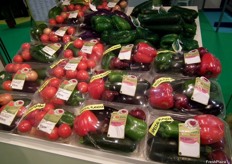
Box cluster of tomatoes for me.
[40,26,76,43]
[17,103,73,141]
[94,0,128,11]
[12,43,32,63]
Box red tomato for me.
[62,6,68,12]
[52,66,65,78]
[18,120,32,133]
[63,49,74,58]
[78,51,87,58]
[74,5,82,10]
[76,70,89,81]
[49,18,57,25]
[66,27,76,35]
[21,49,32,61]
[43,103,55,112]
[77,61,87,70]
[92,43,104,58]
[65,70,78,79]
[77,82,88,93]
[73,39,84,49]
[2,80,12,91]
[55,15,64,24]
[78,11,84,18]
[49,34,59,43]
[12,63,22,73]
[67,4,75,11]
[49,78,61,88]
[87,59,96,69]
[50,97,65,106]
[20,63,31,70]
[58,123,72,138]
[46,127,59,140]
[60,12,68,19]
[40,86,57,100]
[21,43,31,50]
[17,106,27,118]
[5,63,15,73]
[40,34,49,43]
[13,55,23,63]
[62,34,71,43]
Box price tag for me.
[179,119,200,158]
[38,109,64,134]
[64,57,82,71]
[191,77,210,105]
[184,49,201,64]
[68,11,78,18]
[0,100,24,126]
[107,109,128,139]
[120,75,137,96]
[81,39,98,54]
[42,43,61,56]
[55,27,69,37]
[62,0,70,5]
[118,44,133,60]
[11,68,29,90]
[56,79,78,101]
[107,0,120,7]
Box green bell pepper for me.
[154,52,174,72]
[182,23,197,39]
[30,23,48,41]
[136,27,160,46]
[157,120,180,139]
[101,30,137,45]
[125,115,147,141]
[108,71,125,83]
[111,15,131,31]
[101,52,117,70]
[91,15,113,33]
[66,90,85,106]
[180,37,199,51]
[182,79,195,97]
[48,6,62,19]
[160,34,179,50]
[58,111,75,127]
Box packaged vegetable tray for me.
[0,91,32,132]
[148,76,226,118]
[89,0,128,12]
[74,99,148,155]
[153,47,222,79]
[87,70,152,105]
[146,114,232,164]
[34,77,86,107]
[16,102,76,143]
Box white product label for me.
[56,79,78,101]
[191,77,210,105]
[38,109,64,134]
[64,57,82,71]
[184,49,201,64]
[62,0,70,5]
[120,75,137,96]
[11,68,29,90]
[81,39,98,54]
[42,43,61,56]
[69,11,78,18]
[118,44,133,60]
[107,0,120,7]
[89,3,97,11]
[55,27,69,37]
[107,109,128,139]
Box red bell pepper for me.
[149,83,174,109]
[199,52,222,78]
[133,42,157,64]
[88,79,105,99]
[194,114,225,145]
[74,110,98,137]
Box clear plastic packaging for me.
[153,47,222,79]
[87,70,152,105]
[0,91,32,132]
[33,77,86,107]
[148,76,226,118]
[74,99,148,156]
[89,0,129,12]
[15,102,77,143]
[145,113,232,164]
[100,42,157,72]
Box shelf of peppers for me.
[0,0,231,164]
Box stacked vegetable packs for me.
[0,0,231,163]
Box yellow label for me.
[157,50,175,54]
[90,71,111,82]
[23,103,45,118]
[80,104,104,114]
[152,77,175,88]
[38,78,54,92]
[50,58,66,69]
[149,116,174,136]
[103,44,121,55]
[64,41,74,50]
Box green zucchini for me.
[82,133,137,153]
[130,0,153,17]
[138,13,181,25]
[142,24,183,35]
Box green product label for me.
[11,68,29,90]
[56,79,78,101]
